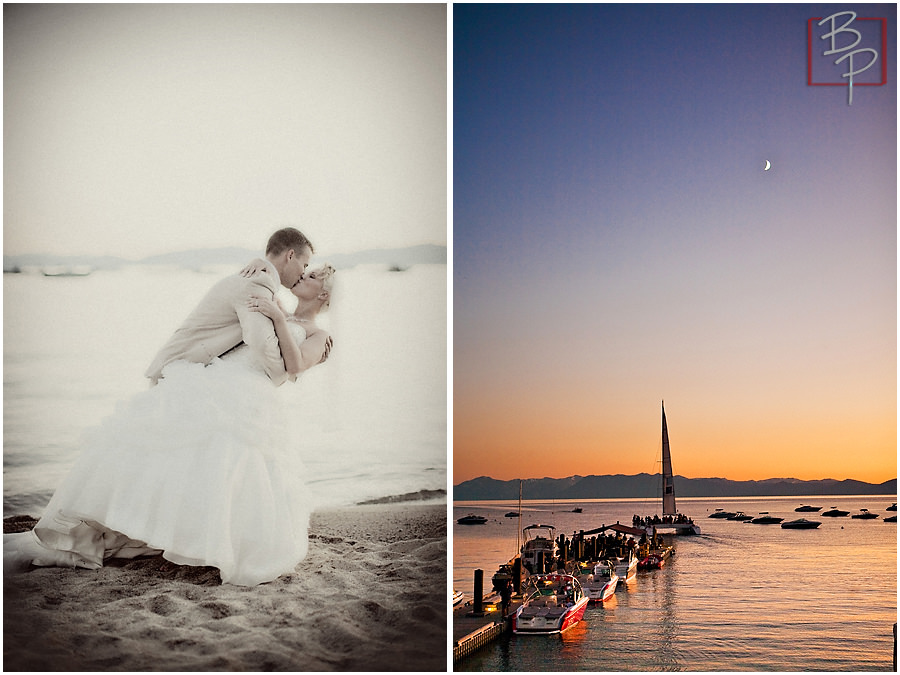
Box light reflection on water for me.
[455,496,896,671]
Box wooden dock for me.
[452,593,523,663]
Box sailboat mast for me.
[661,401,676,516]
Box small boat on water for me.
[452,590,465,606]
[795,505,822,512]
[781,518,821,529]
[457,514,487,525]
[850,509,879,520]
[521,524,559,573]
[727,511,753,521]
[886,503,897,511]
[513,573,589,634]
[638,545,675,569]
[750,513,783,524]
[884,515,897,523]
[571,507,583,513]
[821,507,850,517]
[505,511,520,518]
[708,509,736,519]
[575,560,619,602]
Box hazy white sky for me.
[4,3,446,259]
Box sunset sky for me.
[454,4,897,485]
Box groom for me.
[145,227,314,386]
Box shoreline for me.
[4,502,448,671]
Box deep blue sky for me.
[454,4,897,482]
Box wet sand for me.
[3,502,447,671]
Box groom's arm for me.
[233,274,290,386]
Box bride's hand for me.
[247,295,283,320]
[240,258,269,277]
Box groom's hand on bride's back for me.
[320,335,333,364]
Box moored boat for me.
[750,513,783,524]
[513,573,589,634]
[708,508,736,519]
[821,507,850,517]
[884,515,897,523]
[571,507,583,513]
[607,547,639,583]
[575,560,619,602]
[504,511,519,518]
[727,511,753,521]
[457,514,487,525]
[781,518,821,529]
[887,503,897,511]
[795,505,822,512]
[452,589,465,606]
[521,524,559,574]
[850,509,879,520]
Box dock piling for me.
[473,569,484,614]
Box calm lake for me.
[454,495,896,671]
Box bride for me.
[4,264,334,586]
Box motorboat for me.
[727,511,754,521]
[457,514,487,525]
[504,511,519,518]
[850,509,879,520]
[750,513,783,524]
[708,509,737,519]
[571,507,583,513]
[521,524,559,574]
[781,518,821,529]
[638,543,674,569]
[607,547,639,584]
[887,503,897,512]
[575,560,619,602]
[822,507,850,517]
[794,505,822,512]
[512,573,589,634]
[884,515,897,523]
[452,590,465,606]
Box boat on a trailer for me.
[513,573,589,634]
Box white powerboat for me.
[576,560,619,602]
[513,573,589,634]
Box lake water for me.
[3,263,447,516]
[454,495,897,671]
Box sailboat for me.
[649,402,700,536]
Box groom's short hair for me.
[266,228,315,256]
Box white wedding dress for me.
[4,323,311,586]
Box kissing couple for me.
[5,227,334,586]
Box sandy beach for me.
[3,502,447,671]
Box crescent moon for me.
[764,160,771,171]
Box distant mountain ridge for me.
[3,244,446,272]
[454,474,897,500]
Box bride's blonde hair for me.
[316,265,335,312]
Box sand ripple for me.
[3,503,447,671]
